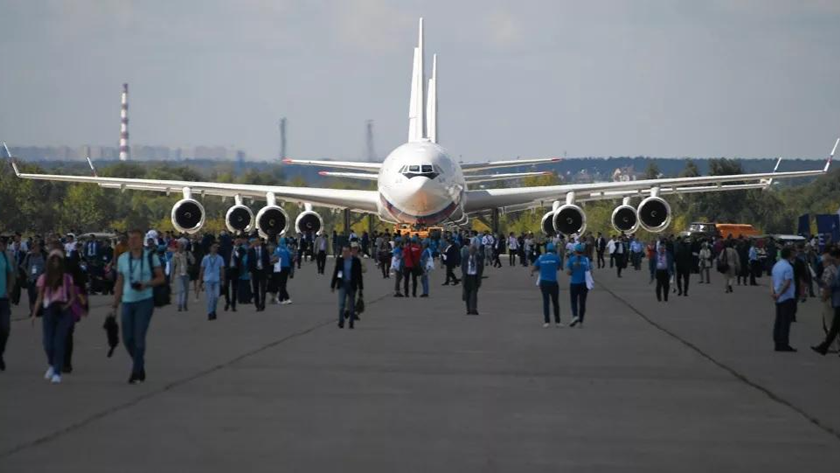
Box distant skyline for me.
[2,1,840,162]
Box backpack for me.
[716,250,730,274]
[148,251,171,307]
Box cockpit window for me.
[401,163,440,180]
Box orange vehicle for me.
[393,224,443,240]
[714,223,760,239]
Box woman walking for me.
[698,242,712,284]
[30,250,77,384]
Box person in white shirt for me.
[507,233,519,267]
[607,237,617,268]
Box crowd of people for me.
[0,224,838,385]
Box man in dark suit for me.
[596,233,607,269]
[331,245,364,329]
[460,244,484,315]
[248,238,271,311]
[442,238,461,285]
[223,236,242,312]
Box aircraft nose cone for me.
[406,177,446,213]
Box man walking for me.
[199,243,225,320]
[811,248,840,355]
[461,243,483,315]
[567,243,591,328]
[596,233,606,269]
[614,236,627,278]
[674,237,692,296]
[442,238,460,285]
[314,233,328,275]
[223,236,242,312]
[331,245,363,329]
[532,242,562,328]
[248,238,270,311]
[654,244,674,302]
[771,247,797,352]
[112,229,166,384]
[508,232,519,267]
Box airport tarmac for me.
[1,258,839,472]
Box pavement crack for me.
[600,282,840,443]
[0,290,392,460]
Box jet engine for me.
[295,210,323,235]
[256,205,289,239]
[611,204,639,234]
[540,211,556,236]
[552,204,586,236]
[225,204,254,234]
[636,196,672,233]
[171,198,205,234]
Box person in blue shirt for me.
[771,247,797,352]
[566,243,591,327]
[419,240,433,297]
[274,238,293,304]
[111,229,166,384]
[199,243,225,321]
[0,237,18,371]
[531,242,562,327]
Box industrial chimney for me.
[119,83,130,161]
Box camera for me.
[131,282,143,291]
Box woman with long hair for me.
[31,250,77,384]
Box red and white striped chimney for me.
[119,83,130,161]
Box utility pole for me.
[279,117,287,161]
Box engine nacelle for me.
[256,205,289,240]
[171,198,205,234]
[295,210,323,235]
[637,196,672,233]
[225,204,254,234]
[611,204,639,234]
[541,211,556,236]
[552,204,586,236]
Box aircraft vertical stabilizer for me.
[408,18,425,142]
[426,53,437,143]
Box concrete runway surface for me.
[1,257,838,472]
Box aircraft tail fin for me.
[426,54,437,143]
[408,18,425,142]
[825,138,838,173]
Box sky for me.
[2,0,840,162]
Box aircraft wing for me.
[464,139,836,213]
[282,158,381,171]
[461,157,560,173]
[9,162,379,213]
[465,171,553,184]
[318,171,379,180]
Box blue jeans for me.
[42,303,73,375]
[177,275,189,309]
[539,281,560,324]
[121,297,155,374]
[570,283,588,322]
[205,281,220,314]
[338,283,356,326]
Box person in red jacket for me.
[402,236,423,297]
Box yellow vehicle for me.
[393,224,444,240]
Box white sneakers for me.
[281,299,293,305]
[44,367,61,384]
[570,316,581,327]
[542,323,550,328]
[556,322,564,328]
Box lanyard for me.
[128,251,145,285]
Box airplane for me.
[4,18,837,239]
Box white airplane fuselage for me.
[376,140,465,226]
